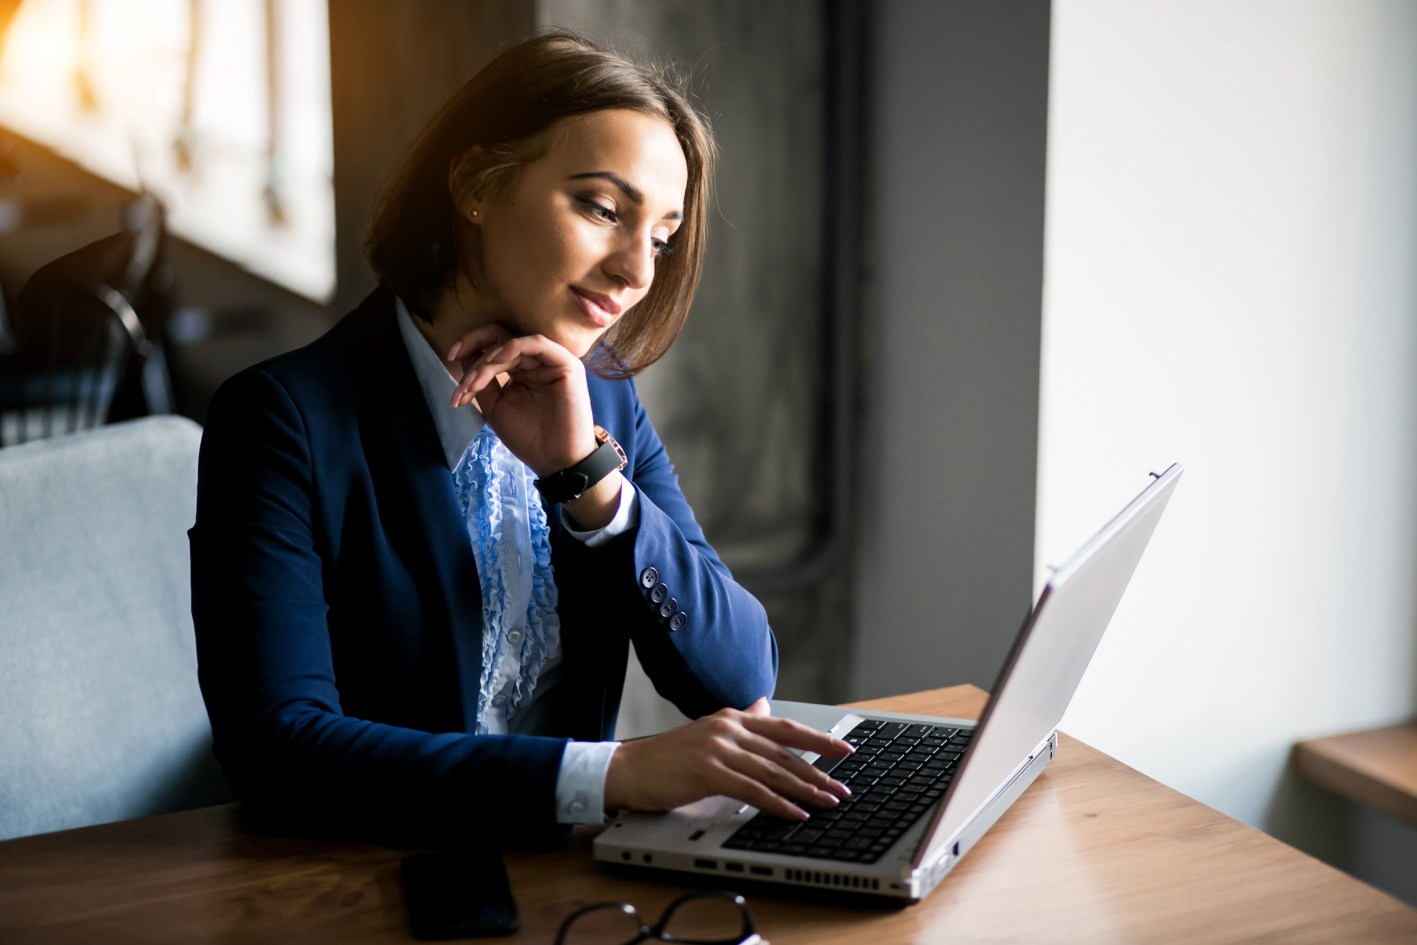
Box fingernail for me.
[839,784,852,796]
[448,342,462,360]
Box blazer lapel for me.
[350,288,484,733]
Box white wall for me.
[1040,0,1417,833]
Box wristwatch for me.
[533,425,627,504]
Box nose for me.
[604,229,656,292]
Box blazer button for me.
[658,598,677,619]
[650,583,669,604]
[640,567,659,588]
[669,612,688,632]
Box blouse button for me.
[507,630,523,644]
[492,693,508,707]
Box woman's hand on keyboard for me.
[603,698,855,821]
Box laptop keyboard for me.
[721,720,972,864]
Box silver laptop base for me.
[594,709,1057,903]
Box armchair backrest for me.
[0,416,231,841]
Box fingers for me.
[734,729,851,800]
[723,744,842,812]
[450,335,579,408]
[715,766,811,822]
[446,323,513,363]
[739,713,855,759]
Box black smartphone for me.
[400,849,521,939]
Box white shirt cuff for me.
[555,740,621,824]
[560,480,639,548]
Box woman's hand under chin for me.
[603,698,856,821]
[445,323,622,529]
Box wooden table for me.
[1295,722,1417,829]
[3,686,1415,944]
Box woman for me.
[191,33,852,847]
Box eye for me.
[652,238,676,259]
[576,196,617,223]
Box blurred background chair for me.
[0,282,133,446]
[0,193,174,448]
[0,415,232,841]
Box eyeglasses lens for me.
[658,895,752,944]
[559,903,645,945]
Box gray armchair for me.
[0,416,232,841]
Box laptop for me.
[594,463,1183,903]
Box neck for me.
[414,275,506,383]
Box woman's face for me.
[465,108,689,358]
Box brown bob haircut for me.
[365,32,714,380]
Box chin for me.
[549,327,607,361]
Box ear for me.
[448,145,488,225]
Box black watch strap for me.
[534,428,627,504]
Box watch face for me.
[594,424,628,471]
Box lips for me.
[570,286,621,327]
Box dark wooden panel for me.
[327,0,535,315]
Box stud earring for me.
[471,209,479,218]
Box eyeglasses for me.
[554,889,767,945]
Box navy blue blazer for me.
[190,285,776,846]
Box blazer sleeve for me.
[190,368,566,847]
[603,378,778,717]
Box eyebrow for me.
[570,171,684,221]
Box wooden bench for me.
[1294,722,1417,828]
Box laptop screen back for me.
[914,464,1183,870]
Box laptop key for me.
[780,843,808,855]
[807,845,835,857]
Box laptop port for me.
[725,862,744,872]
[693,859,717,870]
[749,866,773,877]
[687,830,705,841]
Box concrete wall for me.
[537,2,854,726]
[1039,0,1417,870]
[851,1,1051,698]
